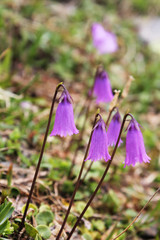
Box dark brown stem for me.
[66,113,132,240]
[56,113,100,240]
[112,187,160,240]
[82,161,93,181]
[20,83,64,230]
[82,106,117,182]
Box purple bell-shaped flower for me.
[124,118,151,167]
[93,67,113,104]
[50,90,79,137]
[91,23,118,54]
[85,116,110,162]
[107,110,123,147]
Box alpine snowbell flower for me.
[107,111,123,147]
[85,117,110,162]
[91,23,118,54]
[50,90,79,137]
[124,118,151,167]
[93,67,113,104]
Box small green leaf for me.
[75,191,83,200]
[10,128,21,141]
[39,204,51,213]
[2,220,14,235]
[25,222,39,238]
[75,201,94,218]
[92,219,105,232]
[103,190,120,212]
[10,187,20,198]
[22,203,38,218]
[61,180,74,195]
[35,234,42,240]
[125,209,137,218]
[36,210,54,225]
[36,225,51,239]
[0,220,8,234]
[12,222,19,231]
[82,233,92,240]
[0,202,14,225]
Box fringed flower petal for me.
[107,111,123,147]
[50,90,79,137]
[93,69,113,104]
[124,119,151,167]
[86,117,110,162]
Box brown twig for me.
[112,187,160,240]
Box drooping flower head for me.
[124,118,151,167]
[85,116,110,162]
[50,89,79,137]
[107,110,123,147]
[93,66,113,104]
[91,23,118,54]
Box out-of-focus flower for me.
[50,90,79,137]
[91,23,118,54]
[20,101,31,110]
[20,101,38,112]
[85,117,110,162]
[20,101,33,118]
[93,67,113,104]
[107,110,123,147]
[124,118,151,167]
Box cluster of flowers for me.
[50,83,150,167]
[22,22,151,237]
[50,22,150,167]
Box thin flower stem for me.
[105,106,117,126]
[68,99,91,177]
[112,187,160,240]
[68,88,94,177]
[66,113,132,240]
[81,161,93,181]
[56,113,100,240]
[20,82,64,230]
[82,106,117,182]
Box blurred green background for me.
[0,0,160,239]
